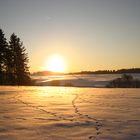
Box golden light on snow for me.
[46,54,65,72]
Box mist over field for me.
[33,73,140,87]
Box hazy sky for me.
[0,0,140,72]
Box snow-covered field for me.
[33,74,140,87]
[0,86,140,140]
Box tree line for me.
[0,28,31,85]
[68,68,140,75]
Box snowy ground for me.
[0,86,140,140]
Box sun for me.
[46,55,65,72]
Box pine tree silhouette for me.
[0,29,8,84]
[9,33,31,85]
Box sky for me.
[0,0,140,72]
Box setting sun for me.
[46,55,65,72]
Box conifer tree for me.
[9,33,31,85]
[0,29,8,84]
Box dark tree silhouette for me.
[107,74,140,88]
[9,33,31,85]
[0,29,32,85]
[0,29,8,84]
[4,39,14,84]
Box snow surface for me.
[0,86,140,140]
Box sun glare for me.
[46,55,65,72]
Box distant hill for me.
[32,71,64,76]
[32,68,140,76]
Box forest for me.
[0,28,31,85]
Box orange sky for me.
[1,0,140,72]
